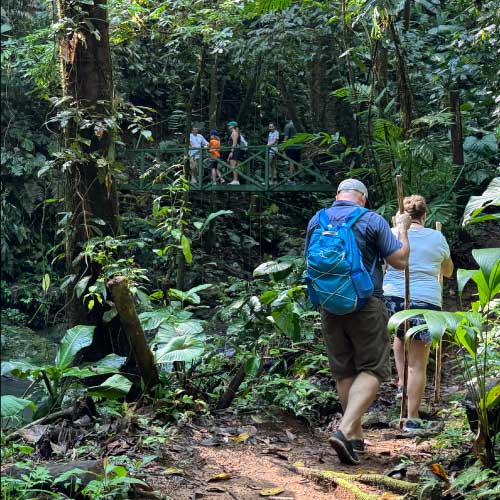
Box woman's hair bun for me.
[403,194,427,219]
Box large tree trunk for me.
[56,1,119,336]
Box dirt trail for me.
[148,386,444,499]
[144,346,468,500]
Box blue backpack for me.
[305,207,375,315]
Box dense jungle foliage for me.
[1,0,499,499]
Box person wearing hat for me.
[305,179,411,465]
[208,130,225,185]
[226,121,242,185]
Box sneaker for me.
[328,430,360,465]
[396,386,403,400]
[229,180,240,185]
[351,439,365,453]
[403,419,423,433]
[218,178,226,184]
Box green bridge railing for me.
[120,144,336,193]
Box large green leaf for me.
[457,269,478,296]
[154,320,204,344]
[455,325,477,358]
[88,374,132,399]
[462,178,500,226]
[272,303,300,341]
[1,395,36,418]
[154,335,205,364]
[181,235,192,264]
[55,325,95,369]
[483,384,500,409]
[472,248,500,285]
[0,360,36,378]
[253,261,293,281]
[64,354,127,378]
[198,210,233,232]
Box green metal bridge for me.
[121,145,336,193]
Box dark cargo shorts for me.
[321,297,391,382]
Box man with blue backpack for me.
[304,179,411,465]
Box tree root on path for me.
[278,462,420,500]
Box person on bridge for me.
[208,130,224,185]
[189,127,208,184]
[283,117,301,179]
[383,195,453,432]
[267,122,279,184]
[305,179,411,465]
[226,121,242,185]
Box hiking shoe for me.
[229,180,240,185]
[404,419,423,433]
[395,386,403,400]
[352,439,365,453]
[218,178,226,184]
[328,430,360,465]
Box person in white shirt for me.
[189,127,208,184]
[267,122,279,184]
[383,195,454,431]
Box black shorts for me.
[231,149,245,161]
[285,147,301,163]
[383,296,441,342]
[209,159,219,169]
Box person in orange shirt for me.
[209,130,225,184]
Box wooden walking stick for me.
[396,175,410,428]
[434,221,443,403]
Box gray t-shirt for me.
[383,227,450,307]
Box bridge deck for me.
[120,145,336,192]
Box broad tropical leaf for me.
[1,395,35,418]
[88,374,132,399]
[154,335,205,364]
[253,261,293,280]
[0,360,36,378]
[55,325,95,369]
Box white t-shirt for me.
[189,133,208,157]
[267,130,279,152]
[383,227,450,307]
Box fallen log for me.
[108,276,159,393]
[5,408,73,444]
[279,462,420,499]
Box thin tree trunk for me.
[237,62,260,125]
[208,55,218,130]
[108,277,159,392]
[178,45,207,290]
[450,90,464,165]
[403,0,412,31]
[389,19,414,137]
[278,72,305,132]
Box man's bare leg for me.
[338,372,379,441]
[336,376,363,439]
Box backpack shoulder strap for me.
[345,207,368,228]
[317,209,332,230]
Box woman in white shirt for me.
[383,195,454,431]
